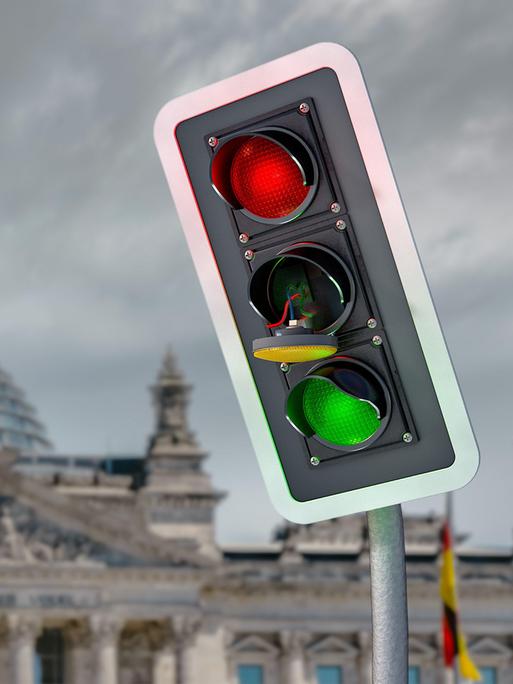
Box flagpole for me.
[445,669,456,684]
[445,491,460,684]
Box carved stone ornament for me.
[0,499,133,566]
[6,615,41,646]
[65,619,93,649]
[280,630,309,656]
[90,616,122,648]
[172,615,201,646]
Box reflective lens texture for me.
[302,378,380,446]
[230,137,308,219]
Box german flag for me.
[440,521,482,681]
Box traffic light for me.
[154,42,479,523]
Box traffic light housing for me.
[154,43,479,523]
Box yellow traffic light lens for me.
[253,344,337,363]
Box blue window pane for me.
[481,667,497,684]
[316,665,343,684]
[238,664,263,684]
[408,665,420,684]
[34,654,42,684]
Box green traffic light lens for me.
[302,377,380,446]
[286,358,390,452]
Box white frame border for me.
[154,42,479,523]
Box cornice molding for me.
[0,564,209,584]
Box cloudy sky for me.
[1,0,512,546]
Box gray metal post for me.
[367,505,409,684]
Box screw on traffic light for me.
[154,42,479,523]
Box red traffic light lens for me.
[230,137,308,220]
[210,128,318,224]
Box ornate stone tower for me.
[141,349,224,557]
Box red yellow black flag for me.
[440,521,481,681]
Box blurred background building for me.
[0,349,511,684]
[0,368,53,454]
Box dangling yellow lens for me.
[253,344,337,363]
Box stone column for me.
[66,620,93,684]
[7,615,41,684]
[280,631,308,684]
[173,616,201,684]
[153,620,176,684]
[91,616,121,684]
[358,631,372,684]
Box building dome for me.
[0,366,52,453]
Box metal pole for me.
[367,504,409,684]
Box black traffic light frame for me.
[155,43,479,522]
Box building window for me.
[481,667,497,684]
[408,665,421,684]
[238,664,264,684]
[35,629,65,684]
[316,665,343,684]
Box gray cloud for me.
[1,0,512,544]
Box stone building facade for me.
[0,351,511,684]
